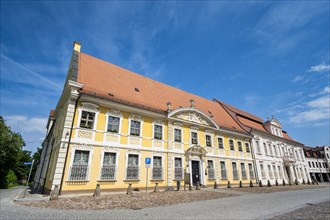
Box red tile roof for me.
[77,52,247,135]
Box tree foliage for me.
[0,116,29,188]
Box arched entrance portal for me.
[185,145,207,186]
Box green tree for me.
[0,116,26,188]
[30,147,42,183]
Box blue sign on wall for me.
[145,157,151,165]
[23,162,32,165]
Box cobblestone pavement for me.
[1,185,329,219]
[227,184,326,194]
[271,200,330,220]
[15,190,235,210]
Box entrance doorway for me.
[191,161,200,186]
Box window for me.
[174,129,182,142]
[278,166,283,179]
[308,161,311,167]
[174,158,183,180]
[312,162,315,168]
[248,163,254,179]
[107,116,120,133]
[273,165,278,179]
[154,125,163,140]
[220,161,227,179]
[229,140,235,151]
[206,135,212,147]
[207,160,215,179]
[80,111,95,129]
[191,132,198,144]
[241,163,247,179]
[268,144,273,156]
[130,120,141,136]
[316,162,319,168]
[100,152,116,180]
[245,143,250,153]
[69,150,89,181]
[232,162,238,180]
[126,154,139,180]
[256,140,261,153]
[152,156,163,179]
[238,141,243,151]
[273,145,277,156]
[218,137,224,149]
[263,143,268,155]
[260,164,265,179]
[268,165,273,179]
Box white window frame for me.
[99,149,119,181]
[229,139,235,151]
[205,131,213,147]
[125,152,141,180]
[220,160,227,179]
[190,128,199,145]
[245,142,250,153]
[173,156,184,180]
[128,114,143,137]
[218,136,224,149]
[237,141,243,152]
[68,145,94,181]
[152,120,164,140]
[77,102,100,130]
[152,155,164,180]
[105,109,123,133]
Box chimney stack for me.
[73,41,81,52]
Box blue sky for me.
[1,1,329,153]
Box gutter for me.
[59,93,81,195]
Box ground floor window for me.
[152,156,163,180]
[100,152,116,181]
[220,161,227,179]
[174,158,183,180]
[207,160,215,179]
[126,154,139,180]
[241,163,247,179]
[248,163,254,179]
[232,162,239,180]
[69,150,89,181]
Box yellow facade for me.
[43,99,256,194]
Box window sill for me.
[208,178,216,180]
[124,179,140,182]
[98,180,117,182]
[66,180,89,182]
[151,179,164,181]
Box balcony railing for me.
[126,166,139,180]
[69,164,89,181]
[152,167,163,180]
[100,165,116,181]
[233,169,239,180]
[174,167,183,180]
[208,168,215,179]
[221,169,227,179]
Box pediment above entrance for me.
[185,145,208,156]
[168,108,218,129]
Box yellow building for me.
[34,42,256,195]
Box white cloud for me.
[288,87,330,126]
[5,115,47,133]
[4,115,48,152]
[291,75,303,82]
[308,62,330,72]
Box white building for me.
[304,146,330,182]
[215,100,310,185]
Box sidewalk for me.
[14,187,50,202]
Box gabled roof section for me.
[213,99,301,144]
[77,52,247,134]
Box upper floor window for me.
[107,116,120,133]
[174,129,182,142]
[238,141,243,151]
[191,132,198,144]
[218,137,224,149]
[229,139,235,151]
[154,125,163,140]
[80,111,95,129]
[263,143,268,155]
[256,140,261,153]
[245,143,250,153]
[130,120,141,136]
[206,135,212,147]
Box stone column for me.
[289,165,295,183]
